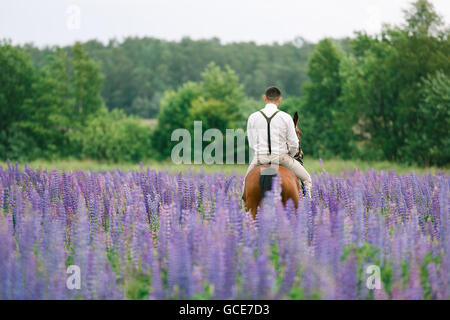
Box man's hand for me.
[294,148,304,165]
[294,147,303,158]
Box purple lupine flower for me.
[150,250,165,299]
[0,163,448,300]
[427,262,440,299]
[405,262,422,300]
[239,246,258,299]
[337,253,357,300]
[275,239,299,299]
[222,233,237,299]
[167,228,192,299]
[256,250,275,299]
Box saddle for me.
[258,165,305,197]
[259,166,277,196]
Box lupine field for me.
[0,161,449,300]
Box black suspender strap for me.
[259,110,280,155]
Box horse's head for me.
[293,112,302,142]
[293,112,304,163]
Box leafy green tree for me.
[406,71,450,166]
[130,96,160,118]
[21,48,74,159]
[188,63,245,130]
[152,82,202,160]
[279,96,304,118]
[302,39,355,158]
[388,0,449,162]
[188,98,230,132]
[0,41,36,159]
[72,42,104,123]
[339,39,399,160]
[99,44,141,114]
[152,63,246,160]
[404,0,444,36]
[69,107,152,162]
[24,37,317,118]
[341,0,449,163]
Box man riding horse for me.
[243,86,312,217]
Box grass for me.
[1,157,447,175]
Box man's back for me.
[244,86,312,198]
[247,103,299,156]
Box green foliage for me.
[21,48,74,159]
[22,37,316,119]
[0,41,35,160]
[0,41,152,163]
[420,250,441,299]
[189,98,230,131]
[69,108,152,162]
[72,42,104,123]
[124,272,151,300]
[151,81,202,160]
[130,95,160,118]
[301,39,355,159]
[278,96,303,117]
[152,63,246,160]
[405,71,450,166]
[191,284,214,300]
[404,0,444,36]
[188,63,245,130]
[288,285,305,300]
[339,0,450,165]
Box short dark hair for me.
[265,86,282,101]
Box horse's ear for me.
[293,112,299,127]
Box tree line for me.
[0,0,448,166]
[0,42,151,162]
[24,35,318,119]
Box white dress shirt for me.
[247,103,299,157]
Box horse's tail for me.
[259,167,277,198]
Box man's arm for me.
[286,116,299,157]
[247,114,256,151]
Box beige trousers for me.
[244,153,312,197]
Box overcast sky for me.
[1,0,449,47]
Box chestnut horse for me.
[243,111,304,219]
